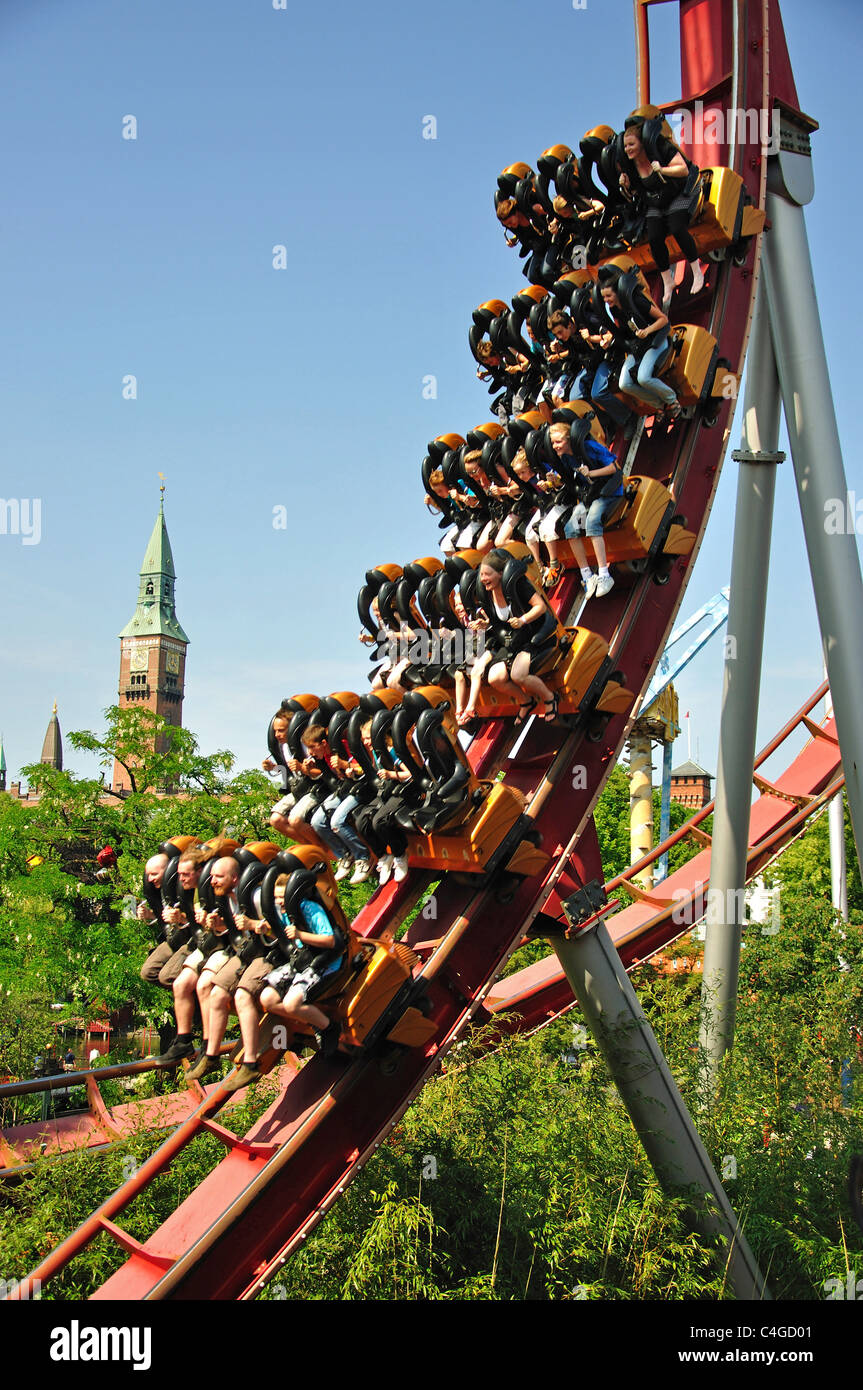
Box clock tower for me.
[113,492,190,792]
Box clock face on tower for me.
[165,651,180,675]
[130,649,149,673]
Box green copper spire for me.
[118,496,190,643]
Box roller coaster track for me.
[6,0,816,1301]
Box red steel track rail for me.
[486,681,844,1027]
[0,1044,243,1174]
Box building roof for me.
[40,701,63,770]
[671,759,712,779]
[118,501,190,644]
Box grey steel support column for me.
[826,682,848,920]
[763,146,863,871]
[699,285,782,1070]
[553,915,770,1300]
[829,792,848,921]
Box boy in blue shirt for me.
[259,896,345,1050]
[550,422,623,597]
[219,883,345,1093]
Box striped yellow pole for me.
[629,733,654,890]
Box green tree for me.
[592,762,704,882]
[764,793,862,918]
[0,708,277,1060]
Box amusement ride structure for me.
[3,0,862,1302]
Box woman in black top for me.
[618,119,705,311]
[479,550,560,722]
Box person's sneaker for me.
[334,856,353,882]
[350,859,371,884]
[595,572,615,598]
[315,1021,342,1058]
[157,1037,195,1067]
[392,854,409,883]
[220,1061,260,1094]
[185,1052,222,1082]
[584,574,599,600]
[376,854,394,884]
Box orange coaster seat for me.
[556,475,695,569]
[608,167,765,272]
[339,939,437,1050]
[257,934,437,1062]
[613,322,720,417]
[462,625,633,723]
[406,780,534,874]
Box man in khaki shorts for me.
[138,853,172,986]
[158,855,238,1068]
[185,902,274,1084]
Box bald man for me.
[139,853,173,987]
[158,856,239,1069]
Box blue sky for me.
[1,0,860,791]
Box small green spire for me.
[118,489,190,644]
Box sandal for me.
[515,697,537,725]
[539,692,560,723]
[666,401,682,420]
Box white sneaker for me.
[334,857,353,882]
[595,573,615,598]
[392,855,409,883]
[350,860,371,884]
[377,854,394,884]
[584,574,599,600]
